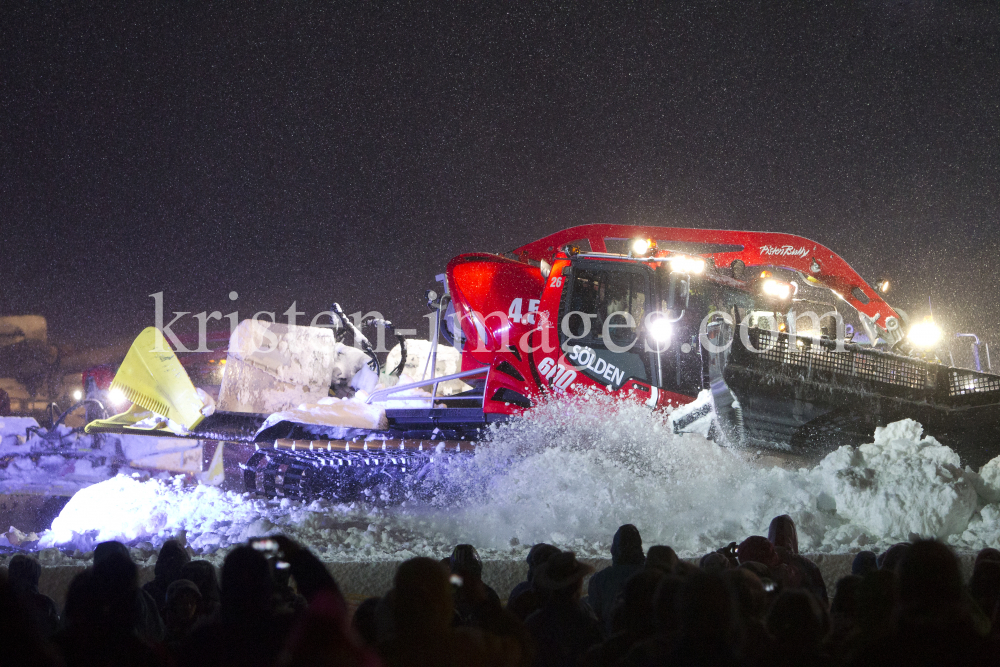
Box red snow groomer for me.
[86,225,1000,500]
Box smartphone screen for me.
[251,538,280,555]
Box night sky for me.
[3,2,998,355]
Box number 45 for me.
[509,298,540,324]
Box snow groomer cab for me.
[441,224,1000,467]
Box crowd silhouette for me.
[1,514,998,666]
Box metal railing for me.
[955,333,992,373]
[364,366,489,406]
[364,272,488,408]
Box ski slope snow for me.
[9,391,999,565]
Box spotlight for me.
[908,319,943,349]
[631,238,655,257]
[761,279,792,300]
[668,255,706,275]
[107,387,130,408]
[647,317,673,343]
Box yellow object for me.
[199,441,226,486]
[85,327,206,434]
[85,403,159,434]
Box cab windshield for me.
[744,274,874,346]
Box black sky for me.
[2,1,998,354]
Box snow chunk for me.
[819,419,978,539]
[44,476,170,546]
[218,319,346,413]
[257,397,388,434]
[384,340,470,395]
[666,389,715,438]
[975,457,1000,504]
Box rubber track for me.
[241,446,470,502]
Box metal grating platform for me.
[948,369,1000,397]
[752,330,928,390]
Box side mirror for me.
[666,271,691,312]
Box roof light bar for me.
[668,255,706,275]
[761,279,792,300]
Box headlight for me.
[107,387,130,408]
[908,320,942,349]
[668,255,706,275]
[647,316,673,343]
[72,389,83,401]
[761,279,792,300]
[631,238,655,257]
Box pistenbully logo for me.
[760,245,809,258]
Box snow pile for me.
[0,418,127,494]
[442,398,997,555]
[974,457,1000,504]
[818,420,978,540]
[1,526,40,548]
[41,475,285,553]
[37,474,463,562]
[0,417,42,445]
[32,392,1000,560]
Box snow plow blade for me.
[85,327,214,436]
[86,408,267,441]
[709,328,1000,468]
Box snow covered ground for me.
[3,390,998,567]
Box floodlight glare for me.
[669,255,706,275]
[107,387,130,408]
[908,320,943,349]
[761,279,792,300]
[631,238,655,256]
[647,317,673,343]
